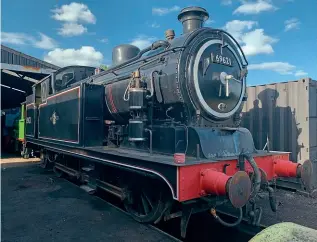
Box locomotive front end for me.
[176,7,248,126]
[185,31,247,121]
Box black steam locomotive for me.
[25,6,312,237]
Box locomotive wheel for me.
[123,182,165,223]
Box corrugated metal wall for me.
[309,81,317,160]
[241,78,317,163]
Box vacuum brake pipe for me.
[210,207,243,227]
[267,186,277,212]
[243,153,261,198]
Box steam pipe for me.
[145,129,153,154]
[267,186,277,212]
[108,40,170,73]
[146,71,159,99]
[132,40,169,63]
[91,46,185,84]
[243,153,261,198]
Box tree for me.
[100,64,108,71]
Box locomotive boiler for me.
[25,6,313,237]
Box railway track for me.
[276,178,317,198]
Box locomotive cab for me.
[53,66,96,92]
[25,66,98,141]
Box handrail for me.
[212,29,249,67]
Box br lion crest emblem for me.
[50,111,59,125]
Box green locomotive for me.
[1,103,30,158]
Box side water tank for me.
[112,44,140,66]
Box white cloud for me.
[221,0,233,5]
[284,18,300,31]
[58,23,87,37]
[224,20,258,42]
[295,70,308,76]
[1,32,57,50]
[234,0,277,15]
[241,29,278,56]
[248,62,296,75]
[224,20,277,56]
[34,33,58,49]
[150,22,160,28]
[52,2,96,37]
[130,35,157,49]
[249,63,308,77]
[152,6,180,16]
[51,2,96,24]
[99,38,109,43]
[44,46,103,67]
[1,32,32,45]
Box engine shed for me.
[1,45,60,110]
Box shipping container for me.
[241,78,317,164]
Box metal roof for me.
[1,45,60,109]
[1,44,60,70]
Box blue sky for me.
[1,0,316,85]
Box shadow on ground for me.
[1,159,176,242]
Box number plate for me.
[211,53,232,67]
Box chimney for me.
[178,6,209,34]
